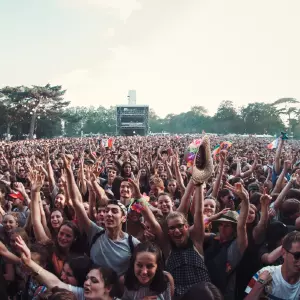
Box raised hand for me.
[60,169,67,187]
[61,153,74,169]
[216,207,231,217]
[260,188,272,207]
[219,150,227,163]
[29,171,45,192]
[128,178,142,199]
[136,169,142,182]
[225,182,249,201]
[13,182,26,195]
[15,235,31,266]
[208,207,231,221]
[45,147,50,162]
[92,162,102,177]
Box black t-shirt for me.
[235,227,262,300]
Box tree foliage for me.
[0,84,68,139]
[0,88,300,139]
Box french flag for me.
[267,138,278,150]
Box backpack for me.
[90,230,135,254]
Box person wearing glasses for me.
[217,188,235,211]
[245,231,300,299]
[135,179,211,300]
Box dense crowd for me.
[0,134,300,300]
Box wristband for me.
[257,278,266,285]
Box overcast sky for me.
[1,0,300,117]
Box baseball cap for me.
[8,191,24,201]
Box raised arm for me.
[164,159,173,180]
[177,179,195,215]
[261,246,282,265]
[244,270,272,300]
[241,155,257,178]
[78,159,87,196]
[91,174,108,207]
[272,160,290,195]
[62,154,91,234]
[226,182,249,254]
[252,190,271,244]
[39,200,52,239]
[211,151,226,198]
[235,158,242,177]
[128,179,168,255]
[274,138,284,175]
[273,174,295,211]
[15,236,69,290]
[173,154,186,193]
[13,182,31,207]
[190,183,205,255]
[30,172,51,244]
[45,149,56,193]
[85,177,97,223]
[236,183,249,253]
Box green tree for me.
[241,102,284,134]
[191,105,208,115]
[24,85,68,139]
[0,86,28,138]
[271,98,300,134]
[214,100,242,133]
[63,106,89,137]
[1,85,68,139]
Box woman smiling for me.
[123,242,174,300]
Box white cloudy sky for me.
[0,0,300,116]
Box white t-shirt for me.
[245,265,300,300]
[88,222,140,276]
[68,285,84,300]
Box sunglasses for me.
[285,248,300,260]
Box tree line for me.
[1,85,300,139]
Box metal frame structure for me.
[116,105,149,136]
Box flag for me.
[192,139,202,146]
[267,138,278,150]
[107,138,113,148]
[102,138,113,148]
[213,144,221,159]
[220,141,232,150]
[213,141,232,159]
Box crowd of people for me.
[0,134,300,300]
